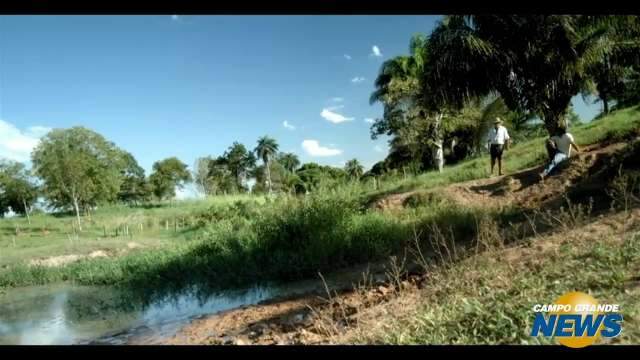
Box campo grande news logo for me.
[530,291,623,347]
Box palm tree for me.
[426,15,636,136]
[344,159,364,180]
[277,152,300,173]
[582,16,640,115]
[254,136,279,194]
[370,34,454,172]
[224,142,256,191]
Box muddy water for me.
[0,264,385,345]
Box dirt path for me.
[374,141,629,212]
[136,271,425,345]
[27,242,145,268]
[144,208,639,345]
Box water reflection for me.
[0,280,321,345]
[0,263,379,345]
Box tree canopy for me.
[0,160,39,217]
[149,157,192,200]
[31,127,127,226]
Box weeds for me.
[535,196,593,232]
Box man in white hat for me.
[487,117,510,176]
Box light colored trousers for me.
[542,152,568,177]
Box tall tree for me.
[223,142,256,192]
[117,151,150,205]
[207,156,237,195]
[344,159,364,180]
[612,67,640,110]
[0,161,39,222]
[582,16,640,115]
[32,127,126,230]
[254,136,279,194]
[426,15,634,136]
[193,156,214,196]
[370,34,459,172]
[148,157,192,200]
[277,152,300,173]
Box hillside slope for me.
[149,136,640,345]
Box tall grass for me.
[1,106,639,301]
[0,191,512,303]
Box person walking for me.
[487,117,511,176]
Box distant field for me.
[0,194,266,268]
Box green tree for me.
[582,16,640,115]
[370,34,471,173]
[32,127,126,230]
[612,67,640,110]
[277,152,300,173]
[251,161,290,194]
[426,15,632,136]
[296,163,347,192]
[254,136,279,194]
[117,151,150,205]
[296,163,324,192]
[193,156,215,196]
[344,159,364,180]
[223,142,256,192]
[148,157,192,200]
[0,161,39,222]
[207,156,237,195]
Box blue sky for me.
[0,15,601,181]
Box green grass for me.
[0,194,265,268]
[1,106,639,302]
[366,105,640,200]
[361,223,640,345]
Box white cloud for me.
[301,140,343,157]
[374,145,385,153]
[320,108,354,124]
[371,45,382,57]
[351,76,366,83]
[171,15,179,21]
[364,118,375,124]
[283,120,296,130]
[344,54,352,60]
[326,104,344,111]
[331,97,344,103]
[0,120,51,163]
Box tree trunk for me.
[22,197,31,225]
[543,110,565,136]
[434,140,444,173]
[602,94,609,115]
[433,112,444,173]
[73,197,82,231]
[266,159,272,194]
